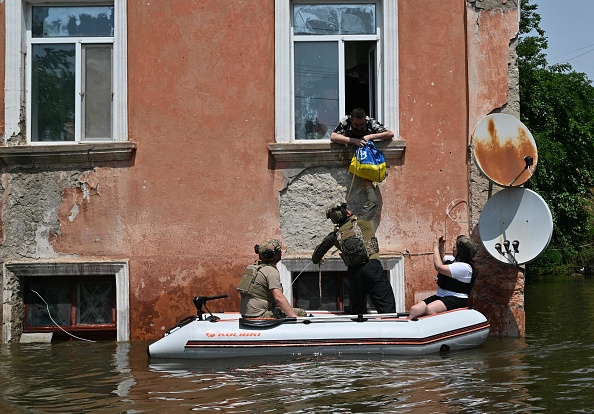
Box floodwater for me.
[1,274,593,413]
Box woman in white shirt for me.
[409,235,478,319]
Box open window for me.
[271,1,400,162]
[293,4,380,140]
[275,1,398,144]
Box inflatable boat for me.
[147,295,490,360]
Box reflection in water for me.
[0,276,593,413]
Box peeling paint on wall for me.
[280,167,381,254]
[0,170,84,259]
[0,168,92,341]
[466,0,524,337]
[0,0,526,341]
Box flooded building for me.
[1,0,523,342]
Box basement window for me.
[2,261,129,344]
[24,276,116,341]
[278,256,405,313]
[293,270,383,312]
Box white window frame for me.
[4,0,128,144]
[275,0,398,144]
[278,257,405,313]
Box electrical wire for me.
[444,198,469,240]
[30,289,96,343]
[549,43,594,65]
[290,260,313,287]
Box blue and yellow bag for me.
[348,141,387,182]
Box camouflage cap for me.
[326,203,348,224]
[256,239,282,258]
[456,235,478,261]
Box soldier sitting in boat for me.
[237,239,307,318]
[409,235,478,319]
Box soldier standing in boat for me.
[237,239,307,318]
[311,180,397,315]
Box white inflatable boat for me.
[147,295,490,360]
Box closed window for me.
[279,258,404,313]
[3,261,129,344]
[25,276,117,341]
[292,270,384,312]
[28,6,114,143]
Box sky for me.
[534,0,594,81]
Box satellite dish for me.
[479,187,553,265]
[471,113,538,187]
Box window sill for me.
[0,142,136,167]
[268,139,406,165]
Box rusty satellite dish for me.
[471,113,538,187]
[479,187,553,265]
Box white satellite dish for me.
[471,113,538,187]
[479,187,553,265]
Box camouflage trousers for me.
[261,307,308,318]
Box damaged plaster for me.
[280,167,379,254]
[468,0,519,11]
[0,169,90,260]
[0,168,96,341]
[466,0,524,337]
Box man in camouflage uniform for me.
[237,239,307,318]
[312,180,396,315]
[330,107,394,148]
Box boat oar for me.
[303,312,410,320]
[239,312,410,328]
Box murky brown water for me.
[1,274,593,413]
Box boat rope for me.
[398,251,432,256]
[30,289,96,343]
[346,151,358,201]
[319,267,323,308]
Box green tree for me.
[519,0,594,267]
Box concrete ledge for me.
[268,139,406,165]
[0,142,136,166]
[20,333,53,344]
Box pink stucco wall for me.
[396,0,471,304]
[51,1,280,338]
[0,1,522,340]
